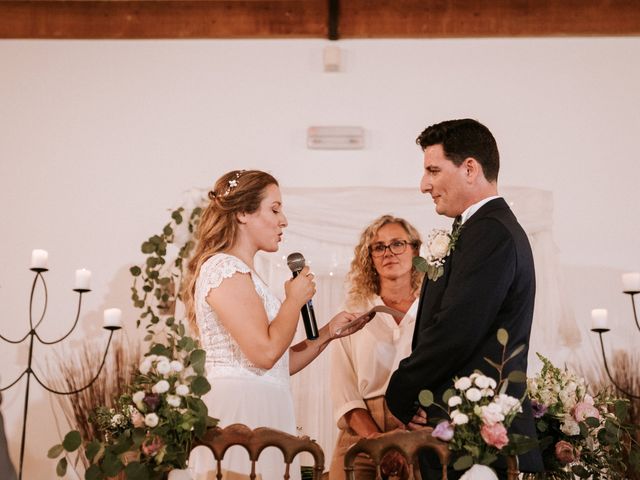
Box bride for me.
[182,170,369,479]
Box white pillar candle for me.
[591,308,608,329]
[622,272,640,292]
[103,308,123,329]
[74,269,91,290]
[30,249,48,269]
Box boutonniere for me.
[413,224,463,281]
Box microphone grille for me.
[286,252,306,272]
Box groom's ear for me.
[463,157,483,183]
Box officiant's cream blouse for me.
[330,296,418,425]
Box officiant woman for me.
[329,215,424,480]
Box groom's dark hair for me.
[416,118,500,182]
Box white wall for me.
[1,37,639,478]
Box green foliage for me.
[130,200,205,332]
[49,328,218,479]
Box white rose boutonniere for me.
[413,224,462,281]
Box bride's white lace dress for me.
[188,253,300,480]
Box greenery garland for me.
[129,196,205,337]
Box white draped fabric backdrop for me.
[248,186,582,465]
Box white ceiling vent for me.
[307,126,365,150]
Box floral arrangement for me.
[49,322,218,480]
[528,353,640,479]
[419,329,535,474]
[413,223,462,281]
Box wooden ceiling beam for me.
[339,0,640,38]
[0,0,639,40]
[0,1,328,39]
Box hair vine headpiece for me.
[209,170,246,200]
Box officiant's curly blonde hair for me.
[346,215,424,309]
[182,169,278,336]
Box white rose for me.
[429,232,450,259]
[451,412,469,425]
[560,415,580,436]
[481,388,494,397]
[454,377,472,391]
[474,375,491,389]
[156,361,171,376]
[139,360,152,375]
[448,396,462,407]
[480,403,504,425]
[170,360,184,373]
[157,355,171,364]
[496,394,522,415]
[167,395,181,408]
[487,378,497,390]
[465,388,482,402]
[559,389,577,409]
[144,413,159,428]
[152,380,170,394]
[175,384,190,396]
[132,391,146,403]
[147,354,158,361]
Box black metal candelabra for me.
[591,287,639,400]
[0,266,121,480]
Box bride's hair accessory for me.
[208,170,246,200]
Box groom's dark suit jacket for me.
[385,198,543,476]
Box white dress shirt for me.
[330,296,418,424]
[460,195,501,224]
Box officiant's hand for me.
[407,407,428,430]
[329,311,374,339]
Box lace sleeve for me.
[196,254,251,301]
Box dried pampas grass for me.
[46,335,141,468]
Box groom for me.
[385,119,543,479]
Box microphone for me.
[286,252,319,340]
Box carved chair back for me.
[343,428,520,480]
[193,423,324,480]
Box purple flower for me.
[531,400,547,419]
[432,420,454,442]
[143,393,161,411]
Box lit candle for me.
[74,269,91,290]
[622,272,640,292]
[591,308,608,329]
[103,308,123,329]
[30,249,48,269]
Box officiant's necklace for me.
[381,294,415,307]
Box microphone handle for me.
[292,270,319,340]
[301,300,319,340]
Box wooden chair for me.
[343,428,519,480]
[192,423,325,480]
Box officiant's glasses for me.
[370,240,413,257]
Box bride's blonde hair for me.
[346,215,424,310]
[182,169,278,336]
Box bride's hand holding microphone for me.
[284,266,316,309]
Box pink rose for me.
[480,422,509,450]
[555,440,579,464]
[141,435,164,457]
[573,402,600,422]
